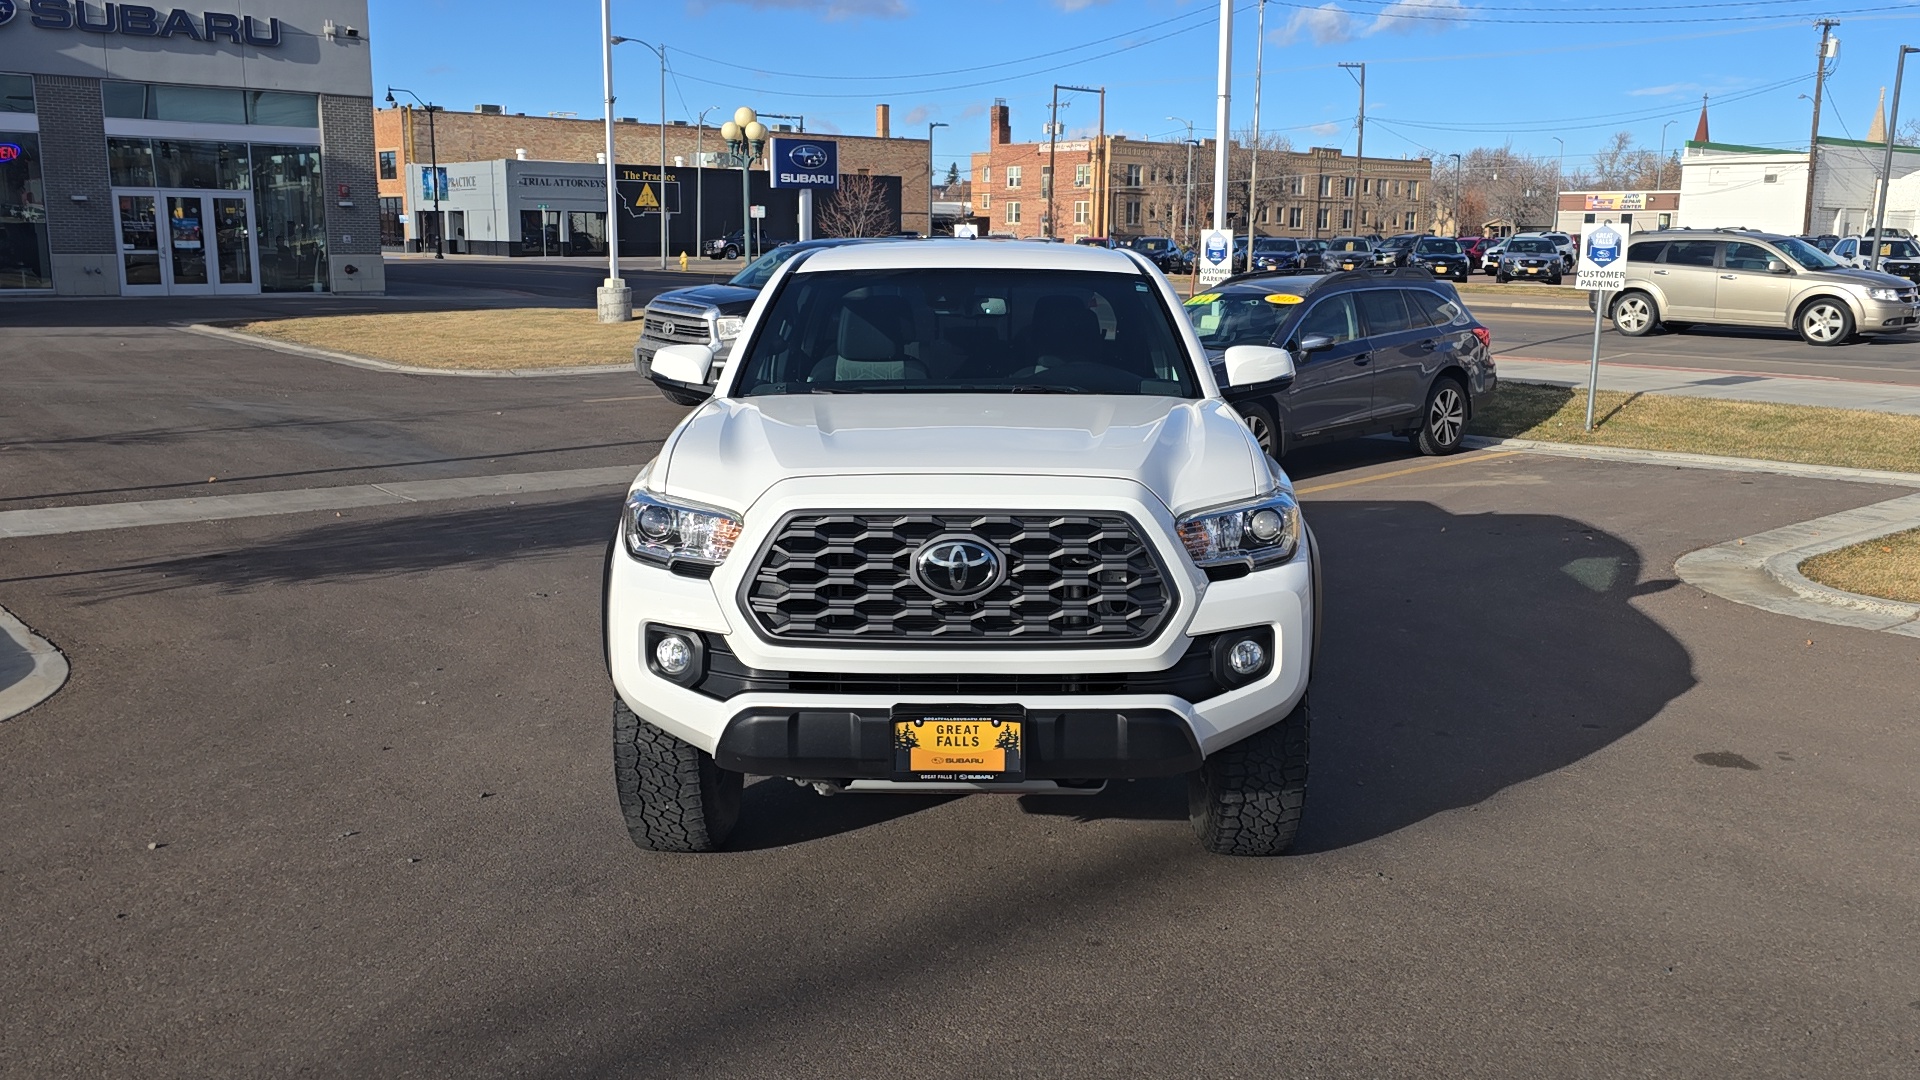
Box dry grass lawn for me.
[235,308,638,370]
[1799,527,1920,605]
[1472,383,1920,475]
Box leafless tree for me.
[817,174,894,238]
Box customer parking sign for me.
[1576,220,1631,292]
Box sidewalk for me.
[1498,355,1920,416]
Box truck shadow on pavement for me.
[1023,499,1695,854]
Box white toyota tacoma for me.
[605,241,1319,855]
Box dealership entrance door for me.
[116,190,261,296]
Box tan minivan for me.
[1602,229,1920,346]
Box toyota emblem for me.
[912,536,1004,601]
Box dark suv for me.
[1184,267,1496,457]
[1127,235,1190,273]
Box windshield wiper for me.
[1009,384,1088,394]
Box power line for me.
[1375,74,1811,134]
[1267,1,1915,26]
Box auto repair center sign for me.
[768,137,837,189]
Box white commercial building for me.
[1679,136,1920,237]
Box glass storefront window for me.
[108,138,155,187]
[104,82,318,128]
[250,144,327,292]
[246,92,318,127]
[0,74,33,114]
[0,132,52,289]
[153,140,251,189]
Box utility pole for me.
[1803,19,1840,234]
[1244,0,1266,270]
[1047,85,1061,239]
[1212,0,1232,232]
[1871,45,1919,270]
[1169,115,1195,248]
[1340,61,1365,234]
[1449,152,1461,234]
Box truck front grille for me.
[744,511,1175,646]
[641,315,712,342]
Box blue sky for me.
[369,1,1920,179]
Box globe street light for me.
[695,105,721,259]
[610,34,669,273]
[720,108,769,261]
[386,87,442,258]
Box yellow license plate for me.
[893,711,1024,781]
[1525,267,1539,274]
[1341,261,1357,270]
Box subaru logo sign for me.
[912,536,1004,601]
[1204,233,1228,262]
[0,1,15,26]
[1587,224,1622,267]
[768,135,838,189]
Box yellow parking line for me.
[1295,450,1520,495]
[582,395,655,403]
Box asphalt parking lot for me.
[4,306,1920,1078]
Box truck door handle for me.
[1419,339,1438,352]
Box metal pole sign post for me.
[1574,218,1632,431]
[1197,228,1235,288]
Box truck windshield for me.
[729,245,804,289]
[735,268,1200,397]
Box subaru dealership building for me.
[0,0,381,296]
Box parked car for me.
[1321,237,1376,272]
[1496,237,1565,284]
[1074,236,1120,248]
[1374,233,1420,267]
[1296,238,1330,268]
[1538,232,1577,269]
[1455,236,1490,264]
[1599,229,1920,346]
[1183,265,1496,459]
[1479,239,1507,275]
[1407,236,1472,281]
[638,238,889,403]
[1249,237,1306,273]
[1800,234,1840,253]
[1830,235,1920,283]
[1127,235,1191,273]
[626,239,1319,855]
[702,229,788,261]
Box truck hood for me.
[651,282,759,312]
[654,394,1264,516]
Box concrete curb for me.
[1460,435,1920,488]
[181,324,630,379]
[0,606,70,722]
[1675,492,1920,638]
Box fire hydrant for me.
[678,252,688,272]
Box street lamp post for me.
[695,105,720,260]
[610,34,668,271]
[1339,61,1365,234]
[1449,152,1461,234]
[386,87,441,258]
[1871,45,1920,270]
[928,120,948,237]
[1658,119,1677,189]
[1244,0,1266,271]
[1168,116,1195,250]
[720,108,768,262]
[595,1,631,322]
[1551,136,1565,235]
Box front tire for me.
[1610,291,1659,337]
[1496,272,1511,283]
[723,244,740,260]
[1412,375,1468,456]
[1190,697,1310,856]
[614,698,742,852]
[1797,297,1855,346]
[1236,401,1279,457]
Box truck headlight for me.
[623,490,743,567]
[1868,287,1903,301]
[715,316,746,340]
[1176,491,1300,570]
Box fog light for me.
[1227,637,1266,676]
[654,634,693,675]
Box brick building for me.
[0,1,379,297]
[375,104,933,252]
[968,101,1432,244]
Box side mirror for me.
[649,343,715,404]
[1222,344,1296,388]
[1766,259,1792,274]
[1295,333,1335,354]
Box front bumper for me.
[606,476,1315,771]
[1856,296,1920,333]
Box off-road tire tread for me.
[614,698,741,853]
[1190,698,1310,856]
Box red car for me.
[1455,236,1490,263]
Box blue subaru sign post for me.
[1576,218,1633,430]
[769,137,837,242]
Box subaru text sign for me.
[1575,219,1632,292]
[1197,229,1234,288]
[768,137,838,189]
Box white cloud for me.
[1309,122,1343,136]
[902,105,935,126]
[1276,0,1469,45]
[691,0,909,20]
[1054,0,1111,9]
